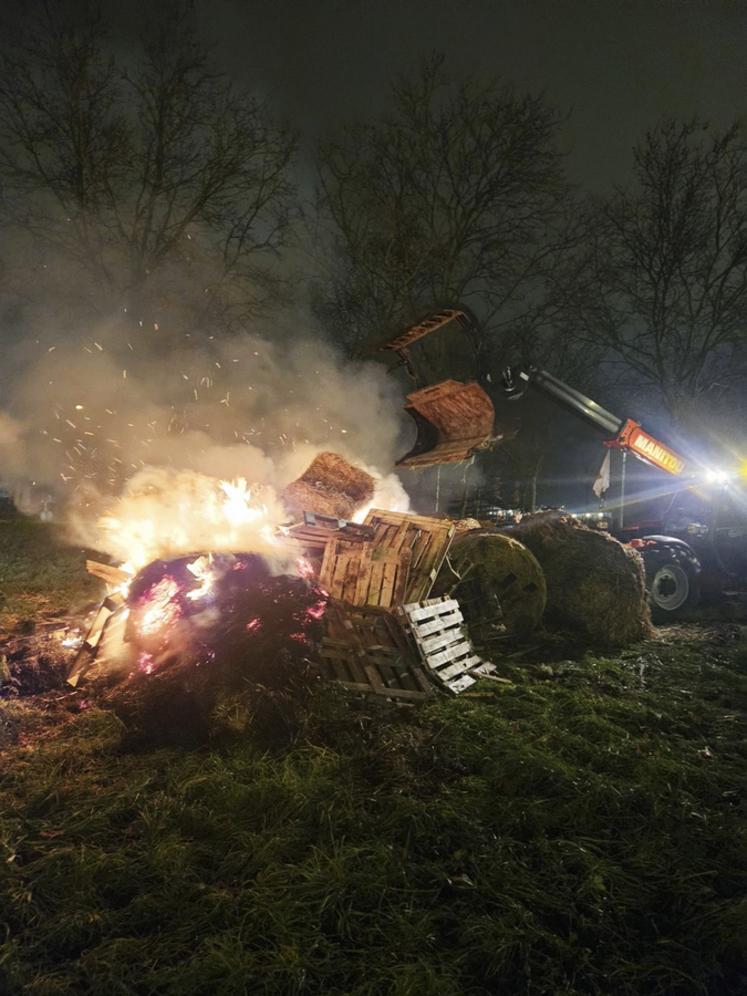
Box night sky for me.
[3,0,747,510]
[190,0,747,188]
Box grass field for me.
[0,518,101,629]
[1,520,746,995]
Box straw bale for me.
[281,480,355,520]
[281,452,375,520]
[511,513,653,646]
[434,529,546,636]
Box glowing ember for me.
[59,629,83,649]
[296,556,315,580]
[245,617,262,633]
[137,651,155,675]
[306,599,327,621]
[137,577,181,637]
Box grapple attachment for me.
[396,379,496,468]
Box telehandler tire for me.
[648,559,700,622]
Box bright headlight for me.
[703,467,732,485]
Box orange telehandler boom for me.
[502,367,688,478]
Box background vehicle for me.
[504,366,747,620]
[382,307,747,621]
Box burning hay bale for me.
[433,530,546,638]
[95,553,328,746]
[281,452,375,521]
[510,514,653,646]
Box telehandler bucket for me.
[396,379,496,468]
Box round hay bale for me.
[510,513,653,646]
[434,530,546,637]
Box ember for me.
[136,576,182,638]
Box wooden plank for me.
[353,545,374,604]
[363,663,387,693]
[66,592,126,686]
[448,674,477,694]
[381,308,467,352]
[425,644,476,669]
[341,551,361,603]
[380,559,397,607]
[417,629,469,655]
[366,509,450,529]
[472,662,498,675]
[438,659,474,681]
[414,609,464,637]
[332,547,352,600]
[390,522,412,555]
[404,598,460,620]
[319,540,339,594]
[367,558,385,606]
[85,559,131,587]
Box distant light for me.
[703,468,733,485]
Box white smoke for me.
[0,312,413,555]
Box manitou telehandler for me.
[381,307,747,622]
[503,366,747,620]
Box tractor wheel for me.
[648,560,699,622]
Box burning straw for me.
[95,552,328,746]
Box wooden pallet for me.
[282,513,373,553]
[318,601,433,702]
[363,509,455,603]
[319,539,411,608]
[401,596,499,694]
[381,308,468,353]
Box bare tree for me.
[0,1,297,331]
[314,55,584,370]
[313,57,601,509]
[572,119,747,425]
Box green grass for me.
[0,520,101,629]
[0,522,746,995]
